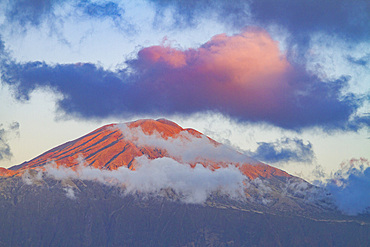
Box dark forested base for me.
[0,177,369,247]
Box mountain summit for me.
[5,118,290,180]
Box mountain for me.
[0,119,369,246]
[1,118,315,212]
[6,118,289,180]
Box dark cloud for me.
[9,122,20,137]
[249,0,370,41]
[77,1,123,19]
[75,1,134,33]
[149,0,370,41]
[346,54,370,67]
[0,122,19,161]
[0,38,5,57]
[247,138,315,164]
[324,158,370,215]
[3,0,126,27]
[9,121,20,131]
[149,0,370,64]
[1,61,125,117]
[4,0,66,27]
[0,30,368,131]
[151,0,251,29]
[4,1,369,48]
[1,0,134,43]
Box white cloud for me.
[117,123,257,164]
[21,168,43,185]
[63,187,76,199]
[45,156,247,204]
[244,177,272,205]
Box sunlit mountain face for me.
[2,119,297,205]
[5,118,290,179]
[0,119,369,246]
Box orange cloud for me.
[138,46,187,68]
[135,28,291,114]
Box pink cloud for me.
[4,28,363,130]
[132,28,292,117]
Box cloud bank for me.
[45,156,246,204]
[21,147,368,215]
[1,29,367,131]
[40,156,331,210]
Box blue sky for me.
[0,0,369,183]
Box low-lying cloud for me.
[118,124,256,164]
[45,156,246,204]
[36,156,313,207]
[22,154,369,215]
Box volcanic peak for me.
[2,118,291,180]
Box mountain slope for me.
[0,119,369,246]
[1,118,337,214]
[6,118,290,180]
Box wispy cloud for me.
[3,0,66,27]
[77,1,123,19]
[0,128,12,161]
[3,0,126,25]
[63,186,77,199]
[0,122,20,161]
[2,0,132,38]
